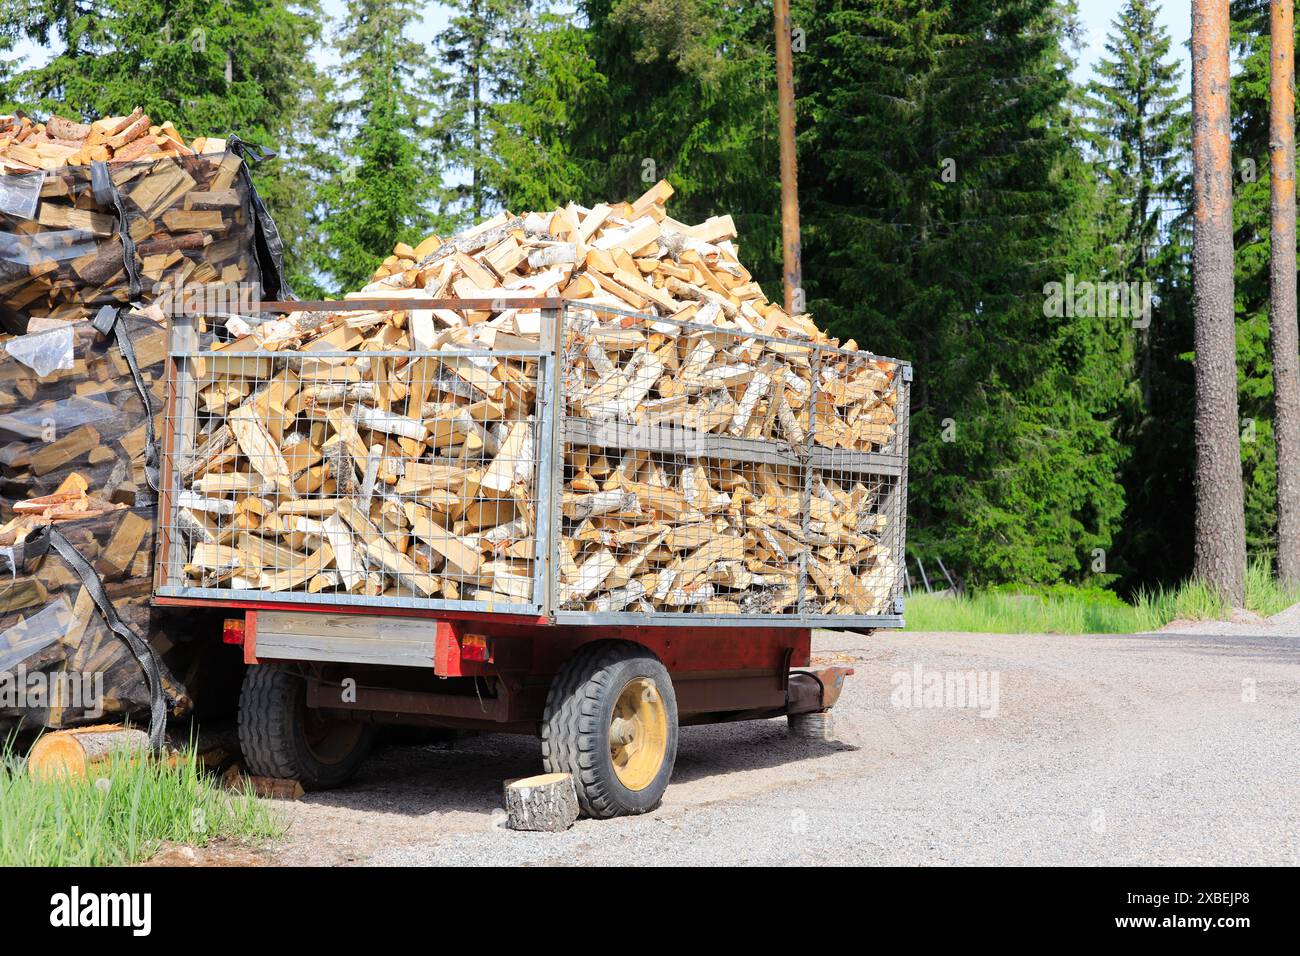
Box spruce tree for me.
[314,0,443,291]
[1082,0,1189,404]
[487,9,601,212]
[434,0,535,224]
[1082,0,1196,590]
[795,0,1127,586]
[568,0,783,290]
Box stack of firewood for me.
[0,110,225,172]
[0,111,259,324]
[166,180,903,616]
[0,315,189,730]
[0,316,164,507]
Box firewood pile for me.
[164,180,906,618]
[0,110,222,172]
[0,110,263,325]
[0,315,164,507]
[0,315,190,730]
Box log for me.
[27,724,152,780]
[503,772,580,831]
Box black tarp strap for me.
[90,161,143,300]
[17,525,165,751]
[93,305,160,494]
[225,134,293,300]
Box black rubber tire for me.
[541,641,679,818]
[237,665,375,791]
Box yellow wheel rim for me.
[609,677,668,791]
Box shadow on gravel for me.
[287,719,856,817]
[1110,631,1300,666]
[670,721,856,785]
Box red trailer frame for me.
[155,592,849,732]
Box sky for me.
[12,0,1192,99]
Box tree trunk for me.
[1270,0,1300,585]
[1191,0,1247,605]
[774,0,802,314]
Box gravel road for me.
[260,627,1300,866]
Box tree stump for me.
[503,772,580,831]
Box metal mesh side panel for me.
[553,303,909,625]
[156,317,547,613]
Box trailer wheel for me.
[541,641,678,818]
[238,665,375,791]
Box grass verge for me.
[904,560,1300,635]
[0,740,283,866]
[905,589,1142,634]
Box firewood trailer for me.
[154,298,910,817]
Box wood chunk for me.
[29,425,99,476]
[503,773,579,832]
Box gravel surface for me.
[261,628,1300,866]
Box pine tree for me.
[1227,0,1294,561]
[314,0,443,291]
[1267,0,1300,584]
[1191,0,1247,605]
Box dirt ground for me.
[219,626,1298,866]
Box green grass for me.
[1244,559,1300,616]
[905,588,1143,634]
[904,559,1300,635]
[0,740,283,866]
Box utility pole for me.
[1191,0,1247,605]
[1269,0,1300,585]
[774,0,801,315]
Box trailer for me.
[153,298,910,817]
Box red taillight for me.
[222,618,246,645]
[461,633,491,662]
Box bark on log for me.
[503,772,580,831]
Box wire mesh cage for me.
[155,305,551,613]
[156,300,909,626]
[553,303,909,625]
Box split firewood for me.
[1,112,261,325]
[154,181,902,616]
